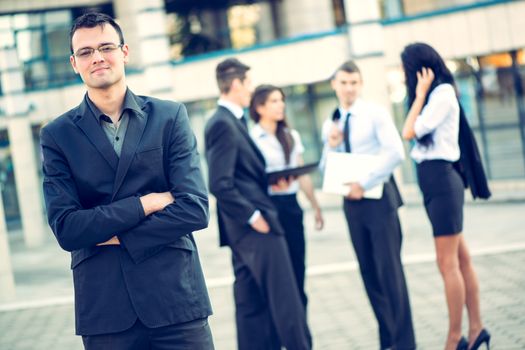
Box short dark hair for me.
[332,60,361,79]
[69,12,124,54]
[215,58,250,94]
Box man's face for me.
[70,24,129,90]
[331,70,363,108]
[232,72,253,108]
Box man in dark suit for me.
[205,58,311,350]
[40,13,213,349]
[322,61,416,350]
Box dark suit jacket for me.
[454,106,491,199]
[40,90,212,335]
[204,106,284,247]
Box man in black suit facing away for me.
[41,12,213,349]
[205,58,311,350]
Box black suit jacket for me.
[205,106,284,247]
[454,106,491,199]
[41,90,212,335]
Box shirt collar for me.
[218,98,244,119]
[85,88,143,123]
[339,98,363,118]
[251,123,268,139]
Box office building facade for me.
[0,0,524,229]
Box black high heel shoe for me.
[456,336,468,350]
[470,329,491,350]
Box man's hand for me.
[314,206,324,230]
[270,177,294,192]
[97,236,120,246]
[345,182,365,200]
[251,215,270,234]
[327,123,343,148]
[140,192,175,216]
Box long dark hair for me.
[249,85,295,165]
[401,42,456,147]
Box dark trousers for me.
[82,318,214,350]
[231,232,312,350]
[271,194,307,307]
[344,200,416,350]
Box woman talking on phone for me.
[401,43,490,350]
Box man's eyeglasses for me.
[73,43,124,60]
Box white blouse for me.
[250,124,305,195]
[411,83,461,164]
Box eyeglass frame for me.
[72,43,124,60]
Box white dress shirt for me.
[321,99,405,190]
[250,124,305,195]
[217,98,244,120]
[411,83,460,163]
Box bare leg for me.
[434,234,465,350]
[457,235,483,344]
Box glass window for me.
[378,0,404,19]
[380,0,493,19]
[46,27,70,58]
[0,16,11,30]
[16,30,44,61]
[12,13,30,30]
[478,53,519,126]
[167,1,279,60]
[332,0,347,27]
[24,61,48,90]
[0,30,15,48]
[44,10,71,27]
[0,6,112,91]
[228,4,261,49]
[50,59,76,85]
[485,129,525,179]
[515,49,525,102]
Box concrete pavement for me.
[1,200,525,349]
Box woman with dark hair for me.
[249,84,324,308]
[401,43,490,350]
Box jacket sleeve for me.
[41,127,146,252]
[205,118,257,223]
[119,103,209,263]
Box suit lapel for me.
[75,101,119,172]
[111,101,148,201]
[219,107,266,166]
[239,121,266,166]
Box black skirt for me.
[416,160,464,237]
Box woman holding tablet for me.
[249,84,324,309]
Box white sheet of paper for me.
[322,152,384,199]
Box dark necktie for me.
[240,115,248,130]
[343,112,351,153]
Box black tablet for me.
[267,162,320,185]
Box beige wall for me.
[277,0,335,37]
[2,0,524,121]
[383,1,525,66]
[0,0,107,13]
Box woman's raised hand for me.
[415,67,435,99]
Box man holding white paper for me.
[321,61,416,350]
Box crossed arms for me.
[41,104,209,264]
